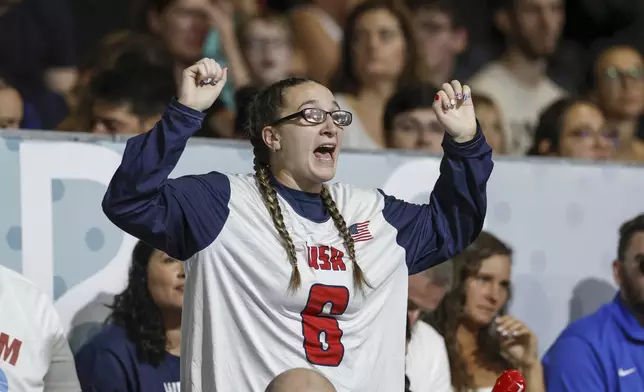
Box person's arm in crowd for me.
[207,0,252,89]
[288,8,340,86]
[379,127,492,275]
[542,337,606,391]
[43,335,81,392]
[523,362,546,392]
[40,286,82,391]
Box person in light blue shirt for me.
[542,213,644,391]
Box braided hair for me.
[245,77,369,292]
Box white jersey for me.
[0,265,80,392]
[182,175,408,392]
[101,100,493,392]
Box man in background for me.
[88,65,176,135]
[542,214,644,391]
[469,0,566,155]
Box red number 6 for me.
[300,284,350,367]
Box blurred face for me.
[408,269,450,317]
[243,20,292,86]
[594,47,644,120]
[90,101,161,135]
[266,82,347,191]
[510,0,564,58]
[413,8,465,72]
[557,102,616,160]
[390,108,443,153]
[147,249,185,311]
[150,0,211,64]
[352,9,407,83]
[614,232,644,315]
[476,103,505,154]
[0,88,23,129]
[463,255,511,327]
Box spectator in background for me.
[0,0,78,129]
[428,232,545,392]
[0,79,24,129]
[383,84,507,155]
[383,83,443,154]
[403,0,469,87]
[470,93,507,154]
[527,97,617,160]
[469,0,566,156]
[237,13,294,87]
[332,1,423,150]
[0,264,81,391]
[87,65,176,135]
[542,214,644,391]
[289,0,361,85]
[408,262,453,319]
[588,44,644,162]
[75,241,184,392]
[137,0,250,90]
[58,32,174,133]
[406,262,453,392]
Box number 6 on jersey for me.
[301,284,350,366]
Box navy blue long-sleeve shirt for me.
[102,99,493,274]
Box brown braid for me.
[252,143,301,291]
[245,76,369,292]
[320,186,371,290]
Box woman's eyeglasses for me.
[269,108,353,127]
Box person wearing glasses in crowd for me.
[543,214,644,391]
[102,57,492,391]
[587,43,644,162]
[527,97,617,160]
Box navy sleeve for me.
[542,337,607,391]
[102,99,231,260]
[380,125,492,275]
[75,347,133,392]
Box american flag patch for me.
[348,221,373,242]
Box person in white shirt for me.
[0,265,80,392]
[101,57,492,392]
[468,0,566,155]
[406,263,453,392]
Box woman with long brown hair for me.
[331,0,423,150]
[428,232,545,392]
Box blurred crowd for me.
[1,0,644,391]
[2,0,644,162]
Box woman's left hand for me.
[433,80,477,143]
[496,315,539,369]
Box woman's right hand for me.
[178,58,228,112]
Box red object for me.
[492,370,526,392]
[435,93,440,100]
